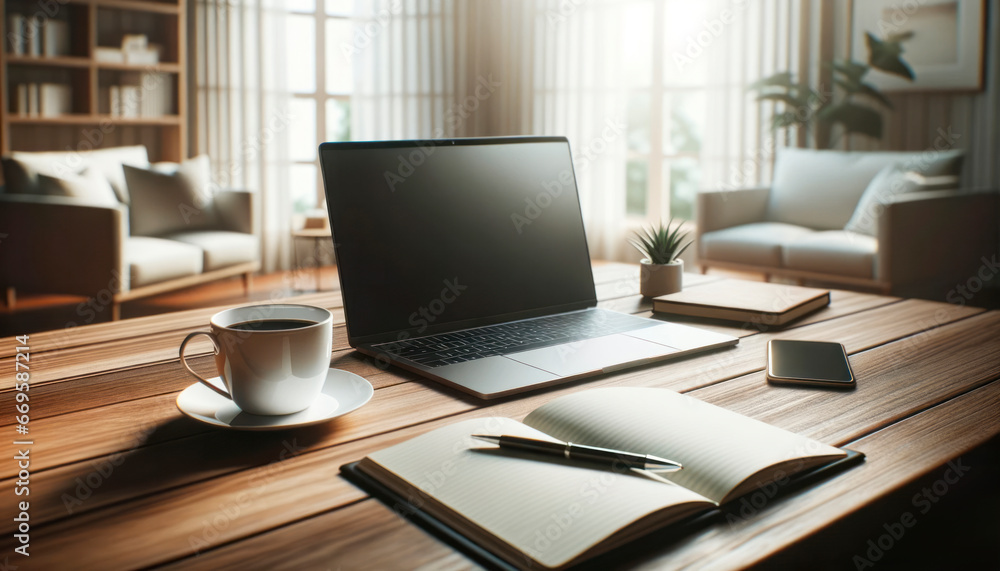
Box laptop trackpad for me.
[506,334,678,377]
[431,356,562,398]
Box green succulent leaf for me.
[630,218,691,265]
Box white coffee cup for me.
[179,304,333,415]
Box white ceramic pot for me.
[639,259,683,298]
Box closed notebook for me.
[347,387,857,570]
[652,280,830,325]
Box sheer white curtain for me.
[701,0,808,190]
[527,1,631,260]
[350,0,803,260]
[352,0,533,140]
[352,0,627,259]
[193,0,293,273]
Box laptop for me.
[319,136,737,398]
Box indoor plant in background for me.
[748,32,915,146]
[632,219,692,298]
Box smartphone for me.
[766,340,855,388]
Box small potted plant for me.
[630,218,692,298]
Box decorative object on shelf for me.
[748,29,916,146]
[121,34,160,65]
[852,0,985,91]
[630,218,691,298]
[95,46,125,64]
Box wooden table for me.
[2,263,998,569]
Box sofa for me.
[0,145,260,320]
[697,148,999,300]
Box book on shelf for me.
[39,83,72,116]
[343,387,861,570]
[27,83,39,117]
[109,86,122,116]
[42,19,69,56]
[652,280,830,326]
[27,20,41,56]
[113,72,174,118]
[16,84,28,116]
[120,85,140,118]
[7,14,25,55]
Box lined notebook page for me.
[365,417,713,569]
[523,387,846,504]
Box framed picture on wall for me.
[851,0,985,91]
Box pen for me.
[471,434,682,472]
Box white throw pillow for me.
[36,168,120,206]
[767,148,964,230]
[6,145,149,203]
[843,164,920,236]
[125,156,218,236]
[150,155,213,199]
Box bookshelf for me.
[0,0,186,164]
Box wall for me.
[832,0,998,189]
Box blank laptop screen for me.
[320,137,597,342]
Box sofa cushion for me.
[1,154,64,195]
[37,168,120,206]
[2,145,148,203]
[766,148,964,231]
[700,222,814,267]
[126,236,204,288]
[843,164,917,236]
[165,231,259,271]
[125,161,219,237]
[783,231,877,279]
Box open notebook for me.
[344,388,861,570]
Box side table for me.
[292,227,333,291]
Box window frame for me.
[288,0,353,212]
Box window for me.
[623,0,710,222]
[286,0,354,213]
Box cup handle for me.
[179,331,232,400]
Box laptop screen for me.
[319,137,597,343]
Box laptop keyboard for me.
[373,309,655,368]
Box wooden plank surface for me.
[2,297,977,479]
[3,306,995,568]
[0,290,345,359]
[154,380,1000,571]
[2,266,996,570]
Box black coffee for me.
[229,318,316,331]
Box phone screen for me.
[767,340,855,387]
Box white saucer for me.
[176,368,373,431]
